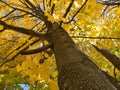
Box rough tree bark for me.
[47,23,117,90]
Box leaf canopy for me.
[0,0,120,89]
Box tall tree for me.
[0,0,120,89]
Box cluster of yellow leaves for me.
[15,54,58,88]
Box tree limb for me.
[21,43,53,55]
[0,1,37,18]
[0,0,48,23]
[0,9,16,19]
[24,0,48,23]
[43,0,46,11]
[92,44,120,70]
[63,0,88,24]
[97,0,120,5]
[0,50,21,67]
[71,36,120,39]
[0,38,40,67]
[51,4,55,15]
[63,0,75,18]
[60,0,75,26]
[0,20,46,38]
[0,36,34,62]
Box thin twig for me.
[0,51,21,67]
[0,38,40,67]
[21,43,52,55]
[49,0,52,6]
[5,14,28,21]
[24,0,46,21]
[63,0,88,24]
[107,6,117,12]
[97,0,120,5]
[43,0,46,11]
[71,36,120,39]
[51,4,55,15]
[0,36,35,63]
[63,0,75,18]
[101,5,109,17]
[60,0,75,26]
[0,9,16,19]
[0,1,37,18]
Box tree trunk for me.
[47,23,117,90]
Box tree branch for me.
[0,9,16,19]
[0,0,51,30]
[60,0,75,26]
[71,36,120,39]
[0,20,46,38]
[0,50,21,67]
[21,43,53,55]
[92,44,120,70]
[2,13,28,21]
[49,0,52,6]
[51,4,55,15]
[0,38,41,67]
[63,0,88,24]
[0,1,37,18]
[63,0,75,18]
[1,36,33,62]
[0,0,48,24]
[97,0,120,5]
[43,0,46,11]
[24,0,48,23]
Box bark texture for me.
[47,23,117,90]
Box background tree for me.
[0,0,120,90]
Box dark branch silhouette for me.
[0,9,16,19]
[0,38,40,67]
[0,20,46,38]
[71,36,120,39]
[97,0,120,5]
[0,36,33,62]
[63,0,88,24]
[60,0,75,26]
[92,44,120,70]
[0,1,37,17]
[21,43,53,55]
[63,0,75,18]
[0,0,49,24]
[43,0,46,11]
[51,4,55,15]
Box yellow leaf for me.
[44,12,55,23]
[49,80,59,90]
[0,25,4,31]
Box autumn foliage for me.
[0,0,120,89]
